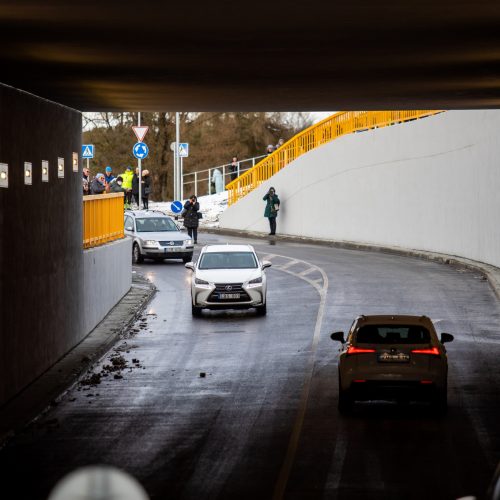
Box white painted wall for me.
[82,237,132,336]
[220,111,500,268]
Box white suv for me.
[185,244,271,316]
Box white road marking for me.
[268,252,329,499]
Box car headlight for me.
[185,239,193,246]
[144,240,158,247]
[247,276,263,288]
[194,277,212,289]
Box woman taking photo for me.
[183,195,200,244]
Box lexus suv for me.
[185,244,271,316]
[330,315,454,413]
[124,210,194,264]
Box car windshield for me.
[198,251,258,270]
[356,325,431,344]
[135,217,178,232]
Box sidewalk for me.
[0,271,156,447]
[202,227,500,302]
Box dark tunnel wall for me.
[0,85,82,406]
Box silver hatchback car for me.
[331,315,454,413]
[124,210,194,264]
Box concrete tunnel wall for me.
[220,110,500,270]
[0,85,132,407]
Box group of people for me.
[265,138,285,155]
[83,165,152,209]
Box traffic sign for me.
[178,143,189,158]
[171,200,183,214]
[82,144,94,159]
[133,142,149,159]
[132,126,149,142]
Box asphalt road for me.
[1,233,499,500]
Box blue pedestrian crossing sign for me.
[170,200,183,214]
[82,144,94,159]
[133,142,149,159]
[178,143,189,158]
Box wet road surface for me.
[1,233,499,499]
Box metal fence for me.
[182,155,268,198]
[83,193,125,249]
[225,110,444,206]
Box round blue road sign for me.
[133,142,149,159]
[171,200,183,214]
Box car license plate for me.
[164,247,175,253]
[219,293,240,299]
[378,352,410,363]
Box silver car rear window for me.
[199,252,258,270]
[356,325,431,344]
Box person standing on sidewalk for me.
[132,168,139,207]
[142,170,151,210]
[263,186,280,235]
[183,195,200,244]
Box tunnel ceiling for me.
[1,0,500,111]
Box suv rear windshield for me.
[136,217,178,232]
[199,252,258,270]
[356,325,431,344]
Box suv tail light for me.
[411,347,440,356]
[347,346,376,355]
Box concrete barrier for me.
[82,237,132,337]
[220,110,500,270]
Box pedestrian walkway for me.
[0,272,156,446]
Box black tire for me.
[192,304,202,317]
[338,376,353,414]
[132,243,144,264]
[431,388,448,415]
[256,303,267,316]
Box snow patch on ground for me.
[148,191,228,228]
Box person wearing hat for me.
[266,144,275,155]
[141,170,151,210]
[90,173,106,195]
[104,166,115,184]
[121,166,134,205]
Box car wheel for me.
[338,378,353,414]
[132,243,144,264]
[192,304,202,317]
[256,303,267,316]
[431,388,448,415]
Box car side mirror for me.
[185,262,195,271]
[125,225,134,231]
[330,331,345,343]
[262,260,272,270]
[440,333,454,344]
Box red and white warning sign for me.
[132,126,149,142]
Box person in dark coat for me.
[183,195,200,244]
[131,168,139,206]
[141,170,151,210]
[90,173,106,194]
[263,186,280,235]
[229,156,239,181]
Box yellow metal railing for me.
[83,193,125,249]
[226,110,444,205]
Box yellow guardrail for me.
[226,110,444,205]
[83,193,125,249]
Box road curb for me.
[0,271,156,448]
[202,227,500,302]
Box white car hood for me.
[137,231,188,242]
[195,268,262,284]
